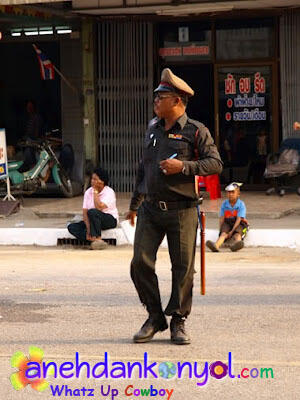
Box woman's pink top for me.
[83,186,119,222]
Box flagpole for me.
[53,65,78,96]
[33,44,83,103]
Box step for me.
[120,220,300,250]
[0,226,299,249]
[0,228,127,246]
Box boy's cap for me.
[225,182,243,191]
[154,68,194,97]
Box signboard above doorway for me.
[159,45,210,58]
[159,22,211,62]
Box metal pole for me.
[200,211,206,295]
[197,204,206,295]
[53,65,78,96]
[3,177,16,202]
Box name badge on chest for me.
[168,133,183,140]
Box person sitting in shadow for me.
[19,100,44,172]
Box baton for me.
[196,204,206,295]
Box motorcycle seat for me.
[8,161,24,171]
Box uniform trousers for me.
[68,209,117,241]
[130,201,198,319]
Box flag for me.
[32,44,55,80]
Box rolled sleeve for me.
[182,125,223,176]
[129,161,145,211]
[237,201,246,218]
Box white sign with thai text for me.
[178,27,189,42]
[0,128,8,180]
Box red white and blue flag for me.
[32,44,55,80]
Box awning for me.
[72,0,300,16]
[0,0,68,4]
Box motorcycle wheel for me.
[58,168,73,198]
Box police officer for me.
[126,68,223,345]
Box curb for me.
[0,227,300,249]
[120,221,300,249]
[0,228,127,246]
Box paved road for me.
[0,246,299,400]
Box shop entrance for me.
[0,41,61,146]
[168,64,214,134]
[0,39,84,182]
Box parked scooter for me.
[0,137,74,197]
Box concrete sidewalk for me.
[0,191,300,247]
[1,191,300,228]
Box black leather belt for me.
[145,199,197,211]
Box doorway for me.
[167,64,214,134]
[0,41,61,146]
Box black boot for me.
[170,315,190,345]
[133,315,168,343]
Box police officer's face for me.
[153,92,178,118]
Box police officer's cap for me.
[225,182,243,191]
[154,68,194,97]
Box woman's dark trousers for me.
[68,209,117,241]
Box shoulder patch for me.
[148,117,159,128]
[187,118,206,130]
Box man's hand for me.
[294,121,300,131]
[227,231,233,239]
[126,210,137,227]
[159,159,183,175]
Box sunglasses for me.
[154,93,178,101]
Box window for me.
[218,66,272,183]
[216,19,275,60]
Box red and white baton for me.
[196,204,206,295]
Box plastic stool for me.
[197,174,221,200]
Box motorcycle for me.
[1,136,74,198]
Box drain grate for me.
[57,238,116,247]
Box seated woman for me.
[68,167,119,250]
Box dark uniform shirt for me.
[130,113,223,211]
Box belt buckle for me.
[159,201,168,211]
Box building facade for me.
[2,1,300,190]
[71,1,300,190]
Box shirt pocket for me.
[167,139,191,160]
[144,136,158,163]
